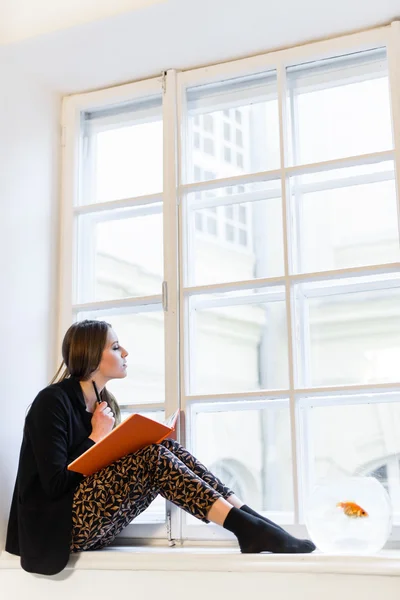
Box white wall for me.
[0,0,167,43]
[0,60,60,548]
[2,0,400,95]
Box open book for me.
[68,409,179,476]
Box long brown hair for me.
[51,319,121,426]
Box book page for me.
[164,409,179,429]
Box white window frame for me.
[60,22,400,546]
[177,23,400,543]
[61,73,180,541]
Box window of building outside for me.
[62,27,400,543]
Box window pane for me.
[224,146,232,163]
[287,49,393,165]
[120,409,164,422]
[239,205,247,224]
[290,161,400,273]
[203,114,214,133]
[186,181,284,286]
[81,97,163,204]
[194,165,202,181]
[294,275,400,387]
[300,394,400,517]
[225,205,234,219]
[225,223,235,241]
[224,122,231,141]
[186,71,280,182]
[239,230,248,246]
[195,212,203,231]
[207,217,217,235]
[76,310,165,405]
[191,402,294,514]
[204,137,215,155]
[75,204,163,303]
[188,287,289,394]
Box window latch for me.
[162,280,168,312]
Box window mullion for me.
[277,64,301,524]
[163,69,182,543]
[387,21,400,251]
[73,193,163,215]
[72,295,163,314]
[59,99,81,360]
[162,68,180,418]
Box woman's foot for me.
[240,504,315,551]
[224,507,316,554]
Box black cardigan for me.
[6,377,96,575]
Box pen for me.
[92,380,102,405]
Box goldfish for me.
[336,501,368,518]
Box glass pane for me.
[294,275,400,387]
[186,181,284,286]
[290,161,400,273]
[76,310,165,405]
[131,495,165,524]
[75,203,163,303]
[189,287,289,394]
[191,403,294,515]
[300,394,400,517]
[120,409,165,422]
[186,71,280,183]
[287,49,393,165]
[81,97,163,204]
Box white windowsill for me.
[1,547,400,576]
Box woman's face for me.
[97,327,129,381]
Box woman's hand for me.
[89,401,115,443]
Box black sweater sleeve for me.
[25,389,95,500]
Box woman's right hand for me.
[89,401,115,443]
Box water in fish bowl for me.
[305,477,392,554]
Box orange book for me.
[68,410,179,476]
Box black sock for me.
[223,507,315,554]
[241,504,286,532]
[240,504,315,550]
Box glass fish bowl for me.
[305,477,392,554]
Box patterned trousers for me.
[70,439,234,552]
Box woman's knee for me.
[161,438,179,451]
[132,443,163,463]
[143,442,173,460]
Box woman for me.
[6,320,315,575]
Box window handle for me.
[162,281,168,312]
